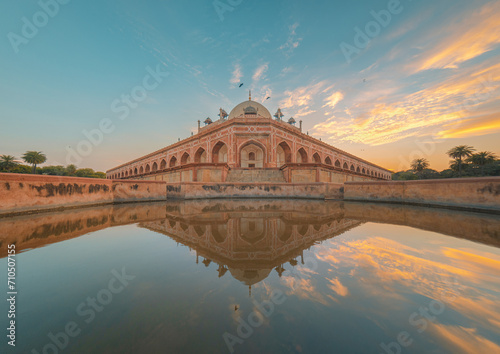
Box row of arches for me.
[108,140,390,180]
[108,143,228,179]
[276,142,390,179]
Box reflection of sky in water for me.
[0,201,499,353]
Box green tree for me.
[0,155,19,172]
[410,158,430,174]
[22,151,47,174]
[393,171,419,180]
[65,164,77,176]
[41,165,66,176]
[467,151,497,176]
[75,168,95,177]
[447,145,475,177]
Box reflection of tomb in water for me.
[140,204,362,292]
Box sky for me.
[0,0,499,172]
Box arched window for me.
[212,142,228,163]
[313,153,321,164]
[152,162,158,172]
[239,142,265,168]
[277,141,292,167]
[343,162,348,169]
[145,164,151,173]
[169,156,177,167]
[297,148,308,163]
[181,152,190,165]
[139,166,144,174]
[325,157,332,165]
[194,148,207,163]
[160,159,166,169]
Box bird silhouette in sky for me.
[239,83,244,88]
[266,96,271,100]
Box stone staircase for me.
[226,168,287,183]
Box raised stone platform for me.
[226,168,286,183]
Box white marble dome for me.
[228,100,272,119]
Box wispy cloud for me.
[413,2,500,72]
[437,112,500,139]
[280,81,327,110]
[279,22,302,55]
[323,91,344,110]
[230,63,242,85]
[252,63,269,83]
[312,60,500,145]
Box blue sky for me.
[1,0,499,171]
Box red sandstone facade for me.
[106,99,392,183]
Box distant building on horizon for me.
[106,96,392,183]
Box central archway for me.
[239,141,265,168]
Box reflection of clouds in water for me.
[429,323,500,354]
[281,276,329,306]
[310,234,500,352]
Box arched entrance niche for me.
[297,148,308,163]
[181,152,190,165]
[277,141,292,167]
[212,141,228,163]
[240,142,265,168]
[194,148,207,163]
[312,152,321,164]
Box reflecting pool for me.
[1,200,500,353]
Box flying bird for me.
[266,96,271,100]
[239,83,244,88]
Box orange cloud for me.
[415,2,500,72]
[437,113,500,139]
[323,91,344,110]
[312,60,500,145]
[280,81,326,110]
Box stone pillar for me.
[197,120,200,133]
[299,120,302,132]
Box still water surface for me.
[1,200,500,353]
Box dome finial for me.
[249,90,251,101]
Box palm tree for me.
[467,151,497,176]
[410,158,429,174]
[447,145,475,177]
[0,155,19,172]
[22,151,47,174]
